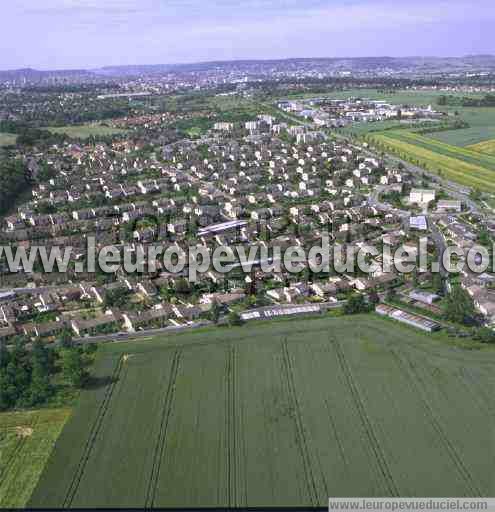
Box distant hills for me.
[2,55,495,80]
[0,67,97,82]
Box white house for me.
[409,189,436,205]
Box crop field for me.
[0,133,17,146]
[468,139,495,155]
[428,108,495,147]
[0,408,70,508]
[377,130,495,171]
[30,316,495,507]
[369,130,495,192]
[45,124,128,139]
[340,120,423,136]
[429,127,495,147]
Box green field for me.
[468,139,495,155]
[428,109,495,147]
[340,120,425,136]
[0,133,17,146]
[429,126,495,147]
[369,130,495,192]
[379,130,495,171]
[0,409,70,508]
[29,315,495,507]
[45,124,128,139]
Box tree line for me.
[0,339,95,411]
[437,94,495,107]
[0,157,29,216]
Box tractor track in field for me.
[240,364,248,507]
[225,344,238,507]
[63,355,124,508]
[0,437,27,489]
[308,344,330,499]
[331,337,399,497]
[0,411,41,489]
[281,339,319,506]
[145,349,182,509]
[320,342,349,477]
[391,349,482,497]
[460,367,495,418]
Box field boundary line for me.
[63,355,125,508]
[144,349,182,509]
[330,336,399,496]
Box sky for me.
[2,0,495,70]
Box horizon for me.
[2,0,495,71]
[3,53,495,73]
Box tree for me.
[0,341,10,370]
[432,273,444,295]
[477,228,491,247]
[1,342,32,409]
[386,287,397,301]
[0,158,29,216]
[61,349,89,388]
[29,358,53,406]
[209,302,221,324]
[343,294,371,315]
[228,311,244,327]
[368,288,380,305]
[470,188,482,202]
[411,269,419,287]
[58,329,74,348]
[474,327,495,344]
[32,338,54,374]
[27,339,54,405]
[174,278,191,295]
[443,287,476,326]
[0,363,19,411]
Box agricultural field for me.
[428,109,495,147]
[340,119,443,137]
[0,408,70,508]
[429,126,495,147]
[468,139,495,155]
[368,130,495,192]
[44,124,128,139]
[0,133,17,147]
[30,315,495,507]
[377,130,495,171]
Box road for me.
[367,185,410,217]
[71,320,211,346]
[0,285,70,295]
[326,119,480,214]
[75,300,347,345]
[383,154,480,213]
[7,299,346,351]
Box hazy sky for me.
[2,0,494,70]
